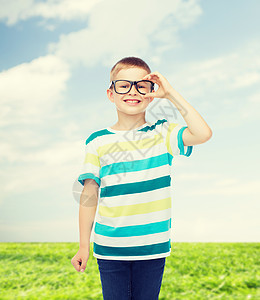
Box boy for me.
[71,57,212,299]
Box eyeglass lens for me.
[114,80,152,94]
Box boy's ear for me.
[107,89,114,102]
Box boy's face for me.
[107,67,155,115]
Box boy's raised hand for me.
[142,71,173,99]
[71,247,90,273]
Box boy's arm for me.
[142,72,212,146]
[166,87,212,146]
[79,179,99,250]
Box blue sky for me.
[0,0,259,243]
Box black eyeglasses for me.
[109,80,154,95]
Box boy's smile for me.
[123,99,142,105]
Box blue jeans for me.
[97,257,166,300]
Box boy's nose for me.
[128,84,138,94]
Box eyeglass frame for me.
[109,80,155,95]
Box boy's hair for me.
[109,56,151,87]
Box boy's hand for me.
[142,71,173,99]
[71,246,90,273]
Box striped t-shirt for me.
[78,118,193,261]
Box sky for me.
[0,0,259,243]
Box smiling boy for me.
[71,56,212,299]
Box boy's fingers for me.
[71,258,80,272]
[76,264,81,272]
[80,258,87,272]
[144,93,154,98]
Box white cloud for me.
[0,137,84,196]
[30,0,103,21]
[48,0,202,67]
[178,172,219,180]
[0,54,72,199]
[0,0,203,69]
[174,215,259,242]
[165,38,260,128]
[184,179,260,197]
[0,218,78,242]
[0,0,33,25]
[0,0,103,25]
[0,55,70,126]
[170,40,260,97]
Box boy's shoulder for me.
[149,118,168,129]
[85,127,112,145]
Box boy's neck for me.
[111,119,147,131]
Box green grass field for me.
[0,242,259,299]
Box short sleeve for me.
[161,120,193,157]
[78,136,101,187]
